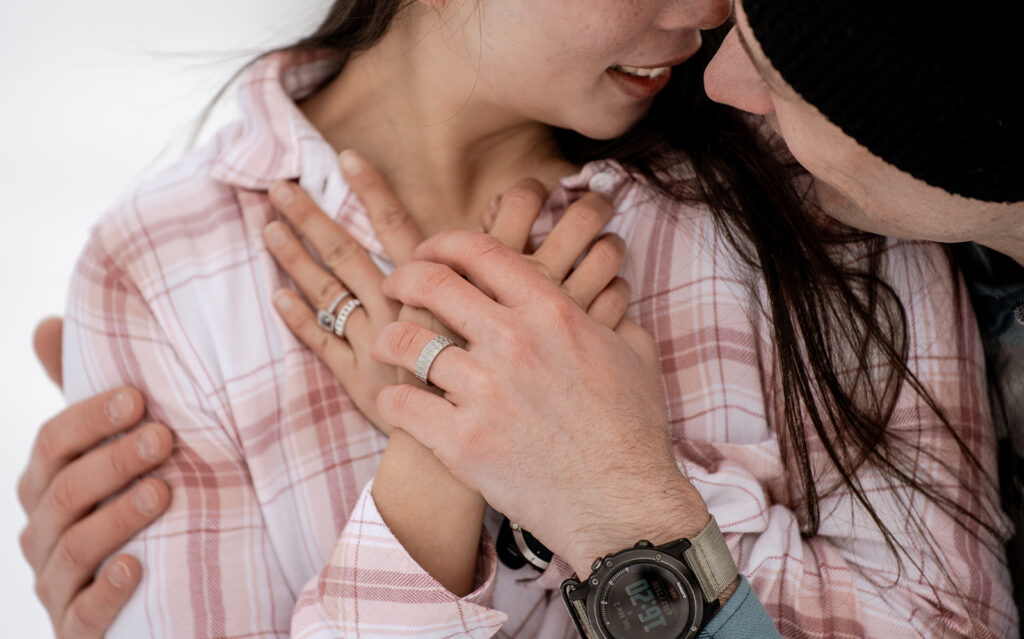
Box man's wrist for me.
[564,478,711,578]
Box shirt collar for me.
[210,49,342,191]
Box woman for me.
[19,0,1012,637]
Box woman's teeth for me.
[612,64,670,79]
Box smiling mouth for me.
[610,64,671,79]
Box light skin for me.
[264,150,632,595]
[23,0,739,630]
[18,319,173,639]
[703,0,1024,266]
[300,0,729,235]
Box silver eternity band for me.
[414,335,455,385]
[333,298,362,339]
[317,290,353,332]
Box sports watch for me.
[561,516,737,639]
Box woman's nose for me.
[656,0,732,32]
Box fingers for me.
[560,233,626,310]
[531,192,615,283]
[486,179,547,252]
[19,387,146,513]
[585,277,632,329]
[59,555,142,639]
[411,230,561,309]
[271,289,358,375]
[23,422,173,570]
[267,181,390,318]
[33,317,64,388]
[615,318,659,369]
[36,477,170,621]
[372,321,477,392]
[376,385,459,457]
[381,259,506,341]
[338,150,424,266]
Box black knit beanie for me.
[741,1,1024,203]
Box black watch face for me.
[597,563,692,639]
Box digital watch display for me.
[561,516,737,639]
[598,563,694,639]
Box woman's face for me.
[450,0,731,140]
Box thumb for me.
[33,316,64,389]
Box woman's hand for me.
[371,232,711,578]
[19,318,173,639]
[264,150,631,432]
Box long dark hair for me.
[200,0,1002,589]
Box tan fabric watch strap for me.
[682,515,738,603]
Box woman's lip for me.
[607,66,673,100]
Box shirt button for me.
[588,173,617,196]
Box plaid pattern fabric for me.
[62,50,1015,638]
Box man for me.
[703,0,1024,628]
[20,3,1023,637]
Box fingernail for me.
[339,150,362,175]
[273,290,293,312]
[264,222,288,248]
[106,391,135,426]
[270,181,293,205]
[132,483,159,515]
[135,426,161,462]
[108,560,132,588]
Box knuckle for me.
[386,385,414,414]
[34,577,53,609]
[107,442,134,483]
[19,526,36,562]
[526,256,557,284]
[568,199,610,230]
[54,535,83,573]
[287,196,317,223]
[314,279,344,306]
[64,601,100,637]
[417,264,458,297]
[35,426,65,464]
[323,235,359,269]
[590,237,625,271]
[540,296,578,330]
[16,473,34,511]
[49,472,78,517]
[375,203,411,231]
[466,234,505,262]
[388,323,422,359]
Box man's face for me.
[702,0,1020,246]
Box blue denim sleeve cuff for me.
[697,575,781,639]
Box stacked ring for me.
[317,291,352,332]
[333,298,362,339]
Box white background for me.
[0,0,325,633]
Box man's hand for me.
[371,232,712,578]
[18,318,173,638]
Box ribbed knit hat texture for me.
[742,1,1024,203]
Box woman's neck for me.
[298,18,579,237]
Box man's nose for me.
[703,27,774,115]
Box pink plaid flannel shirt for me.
[62,50,1016,638]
